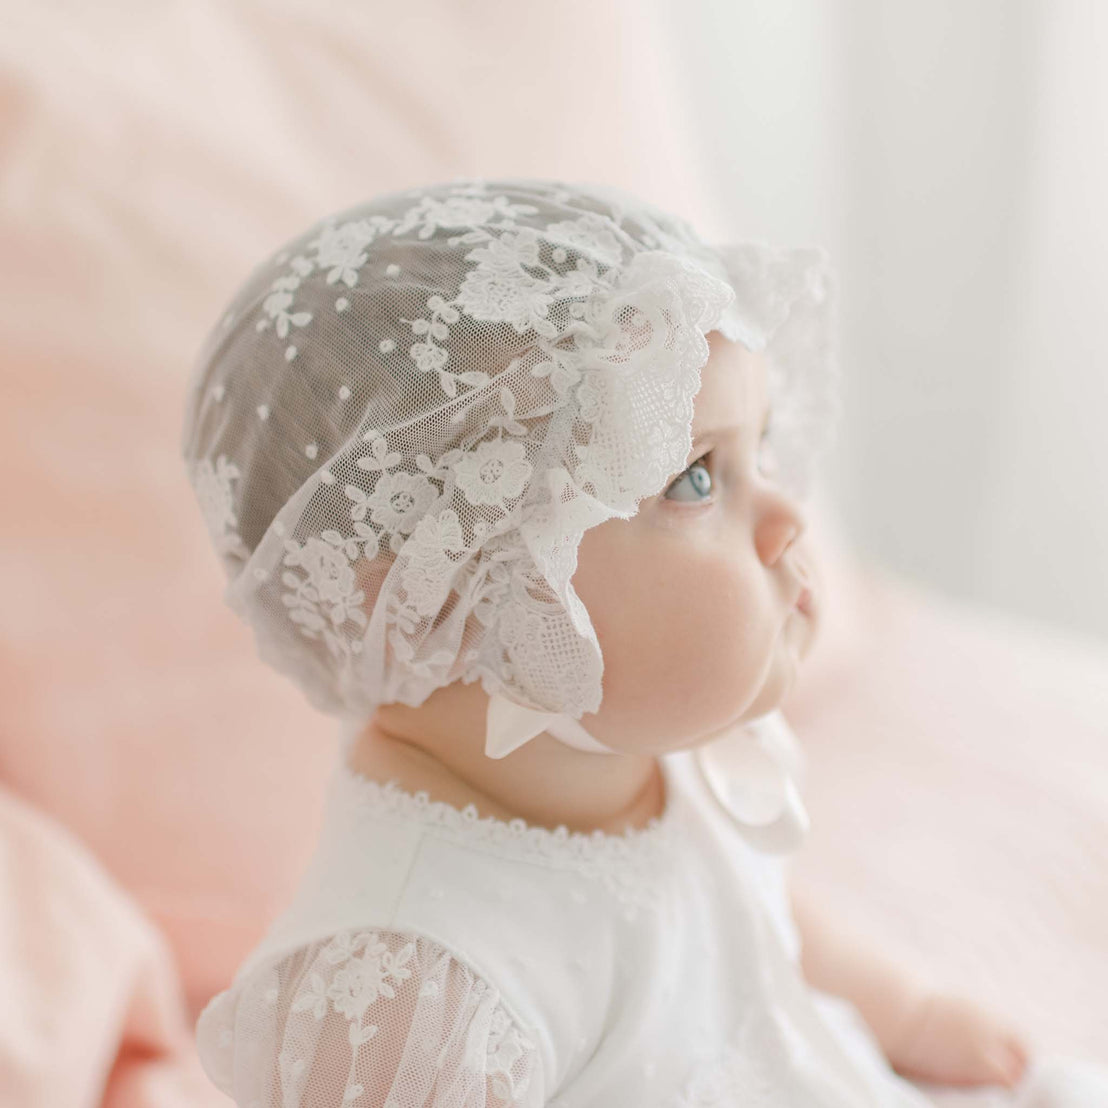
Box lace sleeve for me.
[195,927,544,1107]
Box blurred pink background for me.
[0,3,1104,1105]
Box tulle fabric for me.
[180,179,839,746]
[195,927,543,1107]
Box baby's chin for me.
[755,611,815,715]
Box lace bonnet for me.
[181,178,838,761]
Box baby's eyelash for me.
[665,422,773,494]
[681,449,712,478]
[662,450,712,497]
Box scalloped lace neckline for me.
[331,749,687,867]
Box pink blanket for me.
[0,785,225,1107]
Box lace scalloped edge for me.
[332,763,686,870]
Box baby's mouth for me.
[795,587,813,616]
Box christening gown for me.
[193,711,1103,1107]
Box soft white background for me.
[661,0,1108,648]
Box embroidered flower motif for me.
[486,1006,537,1100]
[392,193,539,239]
[466,227,542,271]
[261,288,313,339]
[341,488,384,561]
[278,1051,308,1092]
[191,455,248,558]
[456,229,558,336]
[328,935,411,1021]
[453,439,532,508]
[398,294,459,387]
[550,255,603,298]
[457,269,555,334]
[574,372,608,424]
[281,533,368,655]
[400,509,467,616]
[544,215,624,266]
[410,342,449,373]
[321,929,365,965]
[290,971,331,1021]
[380,940,416,986]
[356,429,403,473]
[364,471,438,534]
[283,533,362,610]
[486,382,529,437]
[310,217,390,287]
[530,353,583,398]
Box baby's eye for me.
[664,454,713,502]
[664,427,777,503]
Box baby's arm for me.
[787,879,1030,1089]
[787,879,926,1059]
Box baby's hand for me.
[887,988,1032,1090]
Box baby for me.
[185,178,1042,1106]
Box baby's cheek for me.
[661,560,771,714]
[585,545,771,742]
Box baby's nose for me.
[754,485,807,566]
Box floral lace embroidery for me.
[186,179,800,728]
[191,454,250,561]
[200,928,538,1107]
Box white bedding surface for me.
[784,543,1108,1069]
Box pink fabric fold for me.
[0,783,228,1108]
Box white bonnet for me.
[181,178,839,758]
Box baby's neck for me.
[347,687,668,837]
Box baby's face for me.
[571,331,818,754]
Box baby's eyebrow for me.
[691,424,741,451]
[690,400,772,452]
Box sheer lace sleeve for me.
[195,927,544,1107]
